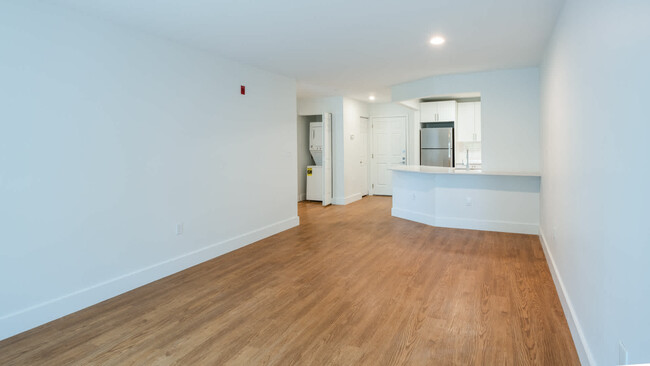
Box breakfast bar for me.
[390,166,541,234]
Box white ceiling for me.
[53,0,565,103]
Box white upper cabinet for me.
[436,101,457,122]
[457,103,475,142]
[456,102,481,142]
[420,102,438,122]
[420,101,457,122]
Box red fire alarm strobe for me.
[241,85,245,95]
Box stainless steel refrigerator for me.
[420,123,454,167]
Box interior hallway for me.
[0,196,579,365]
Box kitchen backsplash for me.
[456,141,482,166]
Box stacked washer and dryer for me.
[306,122,323,201]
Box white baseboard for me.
[539,229,594,366]
[298,193,306,202]
[391,207,538,235]
[0,216,300,341]
[332,193,362,205]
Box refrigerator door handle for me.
[448,132,452,166]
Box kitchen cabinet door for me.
[456,103,475,142]
[420,102,437,122]
[474,102,481,142]
[436,101,457,122]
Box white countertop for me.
[390,165,541,177]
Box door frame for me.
[359,116,370,196]
[369,115,408,196]
[321,113,332,206]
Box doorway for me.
[296,113,332,206]
[370,116,407,196]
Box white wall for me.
[391,68,540,173]
[0,1,298,340]
[342,98,369,203]
[297,97,345,202]
[540,0,650,365]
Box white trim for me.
[360,116,370,197]
[0,216,300,341]
[539,228,595,366]
[298,193,306,202]
[332,193,362,205]
[391,207,538,235]
[321,112,333,206]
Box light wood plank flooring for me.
[0,196,579,365]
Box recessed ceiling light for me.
[369,95,376,101]
[429,36,446,45]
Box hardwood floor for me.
[0,196,580,365]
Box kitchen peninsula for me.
[390,166,541,234]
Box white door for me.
[371,116,407,196]
[359,117,369,196]
[321,113,332,206]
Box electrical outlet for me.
[619,341,629,365]
[176,223,184,236]
[465,197,472,206]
